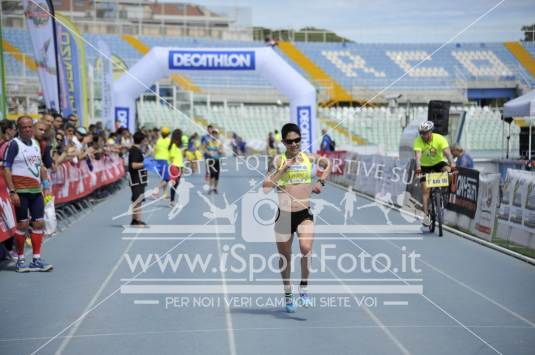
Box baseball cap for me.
[161,127,170,134]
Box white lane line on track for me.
[211,194,238,355]
[4,324,534,343]
[323,183,504,354]
[336,180,535,329]
[52,209,159,355]
[386,240,535,328]
[331,181,535,328]
[326,265,412,355]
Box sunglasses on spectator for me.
[284,137,301,145]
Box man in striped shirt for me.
[3,116,53,272]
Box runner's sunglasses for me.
[284,137,301,145]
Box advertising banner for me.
[447,167,479,218]
[55,13,88,127]
[22,0,60,111]
[98,40,114,130]
[473,173,500,241]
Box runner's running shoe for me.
[15,258,29,273]
[28,258,53,272]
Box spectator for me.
[128,131,148,226]
[34,121,53,170]
[266,132,276,158]
[3,116,53,272]
[168,129,184,207]
[206,128,224,194]
[320,128,335,152]
[185,132,202,173]
[67,114,79,128]
[0,120,17,161]
[451,144,474,169]
[120,129,132,147]
[274,129,282,153]
[41,113,54,128]
[153,127,171,198]
[52,114,64,131]
[0,120,17,262]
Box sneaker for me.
[213,189,218,194]
[3,251,17,268]
[299,288,312,308]
[285,294,296,313]
[130,220,147,227]
[422,214,431,227]
[15,258,29,273]
[28,258,53,272]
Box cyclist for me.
[262,123,331,313]
[413,121,456,231]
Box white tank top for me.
[11,137,42,192]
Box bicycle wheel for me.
[435,191,444,237]
[429,191,436,234]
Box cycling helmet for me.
[419,121,434,133]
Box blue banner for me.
[115,107,130,129]
[297,106,313,152]
[168,50,256,71]
[56,13,88,126]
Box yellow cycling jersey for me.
[413,133,449,167]
[154,137,171,160]
[277,152,312,186]
[169,143,184,167]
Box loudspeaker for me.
[427,100,451,135]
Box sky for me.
[163,0,535,43]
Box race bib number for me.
[426,172,449,188]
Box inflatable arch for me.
[113,47,317,151]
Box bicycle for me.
[425,171,452,237]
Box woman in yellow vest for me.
[153,127,171,198]
[168,129,185,207]
[262,123,331,313]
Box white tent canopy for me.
[113,47,318,151]
[504,89,535,159]
[503,89,535,118]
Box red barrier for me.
[50,154,125,204]
[0,154,125,242]
[0,171,16,242]
[316,150,347,176]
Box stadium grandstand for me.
[1,2,535,355]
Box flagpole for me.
[0,24,7,118]
[48,0,62,114]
